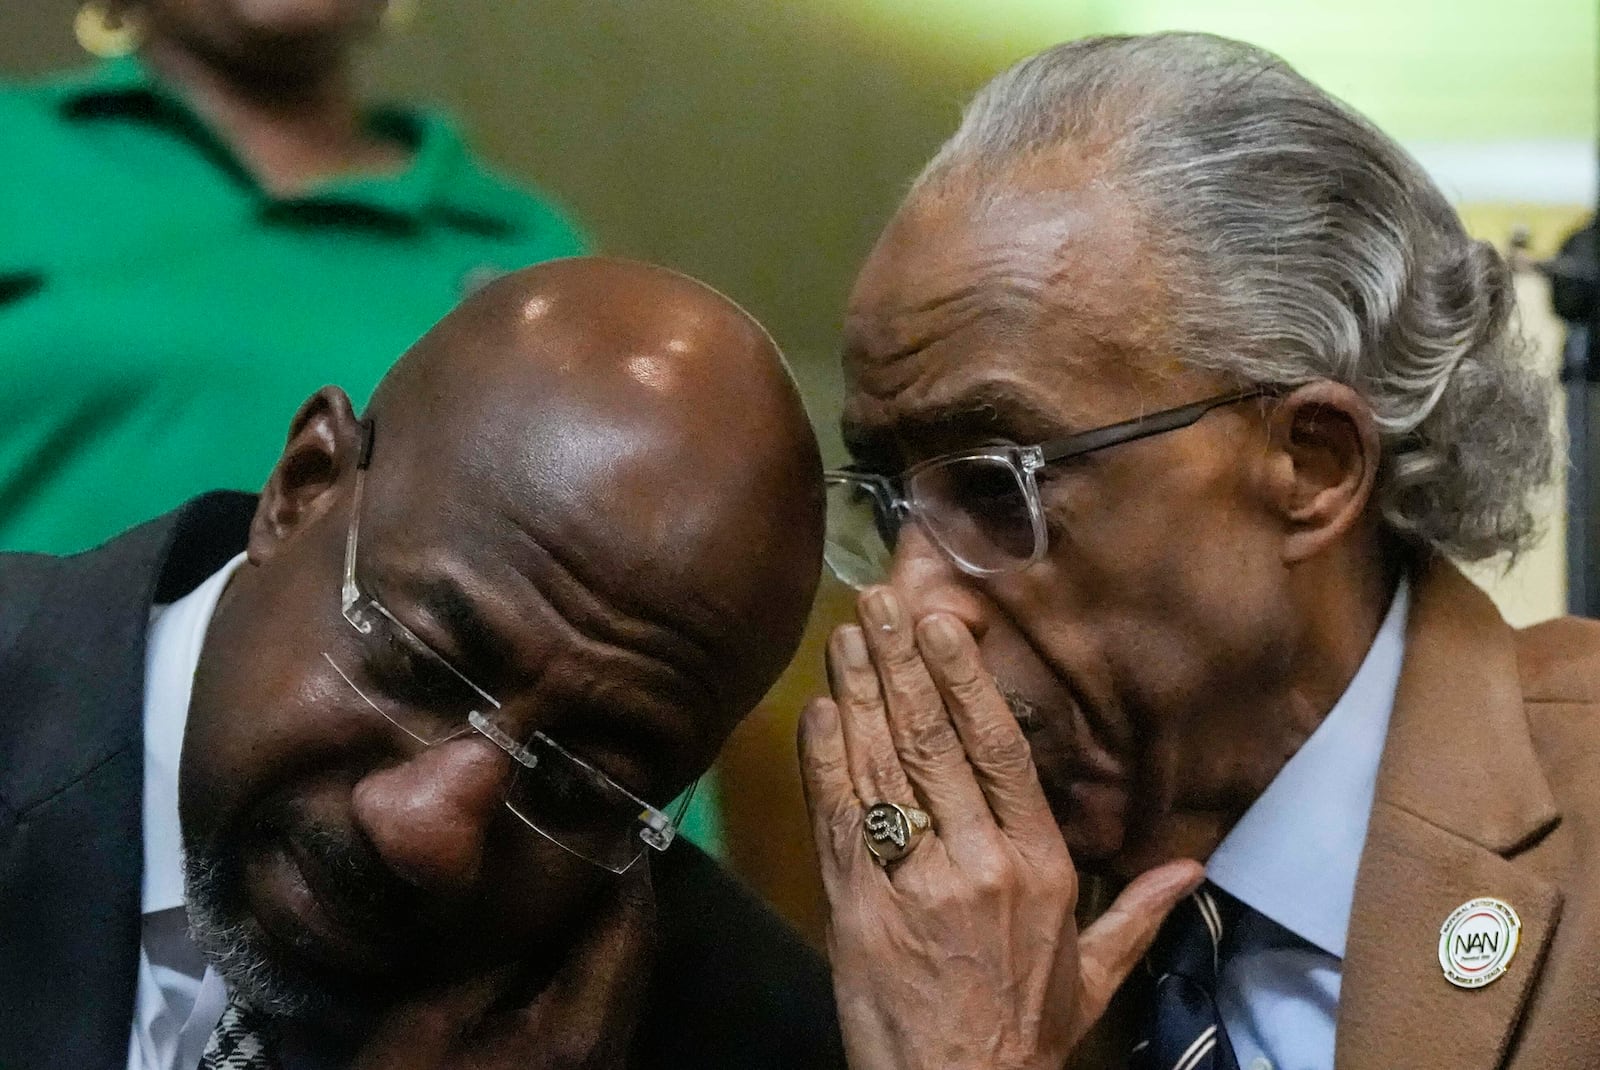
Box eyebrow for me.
[408,573,514,687]
[845,380,1075,471]
[403,567,700,769]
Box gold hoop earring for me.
[75,1,143,58]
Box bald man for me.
[0,258,843,1070]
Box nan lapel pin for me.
[1439,897,1521,989]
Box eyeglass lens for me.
[908,453,1039,573]
[331,597,680,872]
[823,478,896,590]
[825,454,1041,588]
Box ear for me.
[248,387,362,564]
[1261,381,1381,565]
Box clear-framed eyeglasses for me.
[823,388,1273,589]
[323,420,696,874]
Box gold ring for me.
[863,801,932,866]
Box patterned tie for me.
[1132,885,1240,1070]
[200,997,278,1070]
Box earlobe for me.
[1268,383,1381,565]
[248,387,361,563]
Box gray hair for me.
[919,33,1554,561]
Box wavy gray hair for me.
[918,32,1554,561]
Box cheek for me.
[180,555,361,850]
[1043,458,1283,698]
[181,644,360,852]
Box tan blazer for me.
[731,559,1600,1067]
[1336,559,1600,1068]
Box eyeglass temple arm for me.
[341,420,377,613]
[1037,387,1272,465]
[823,469,906,514]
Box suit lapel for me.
[0,518,167,1067]
[1336,562,1561,1070]
[0,492,257,1068]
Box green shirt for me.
[0,57,589,553]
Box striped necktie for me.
[200,997,278,1070]
[1132,885,1240,1070]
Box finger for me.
[1075,860,1205,1025]
[915,613,1060,851]
[797,695,871,897]
[827,624,916,807]
[856,586,991,836]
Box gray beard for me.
[183,847,367,1026]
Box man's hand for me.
[798,588,1202,1070]
[353,868,655,1070]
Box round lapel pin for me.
[1438,897,1521,989]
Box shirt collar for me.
[1205,578,1411,958]
[48,56,512,228]
[141,552,249,914]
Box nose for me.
[887,522,991,641]
[351,737,509,895]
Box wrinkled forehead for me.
[841,181,1196,462]
[359,381,807,726]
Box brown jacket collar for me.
[1336,560,1562,1069]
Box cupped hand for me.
[799,587,1202,1070]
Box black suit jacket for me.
[0,493,845,1070]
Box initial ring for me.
[862,801,933,866]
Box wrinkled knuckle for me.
[830,792,860,827]
[900,717,958,767]
[881,671,939,714]
[973,722,1034,774]
[877,638,925,675]
[836,663,883,705]
[866,750,908,795]
[826,812,861,859]
[798,698,833,737]
[942,658,989,698]
[825,793,861,832]
[801,734,849,780]
[968,853,1019,898]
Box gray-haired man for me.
[800,32,1600,1070]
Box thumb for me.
[1074,859,1205,1025]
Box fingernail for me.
[837,625,870,669]
[862,587,901,633]
[918,615,962,658]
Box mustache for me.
[994,679,1042,730]
[264,806,436,949]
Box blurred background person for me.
[0,0,586,555]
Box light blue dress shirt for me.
[1204,580,1409,1070]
